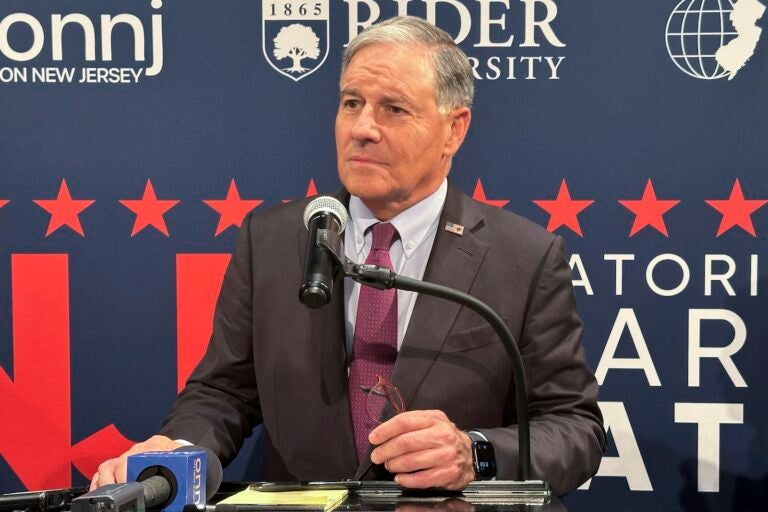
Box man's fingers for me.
[89,472,99,491]
[91,453,131,490]
[395,467,469,491]
[381,431,471,474]
[91,459,119,490]
[383,439,471,475]
[115,454,128,485]
[89,435,182,491]
[368,409,474,491]
[372,428,438,464]
[384,447,449,474]
[371,414,462,465]
[395,465,465,490]
[369,410,446,445]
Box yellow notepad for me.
[218,488,348,511]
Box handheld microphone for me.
[300,196,349,308]
[71,445,223,512]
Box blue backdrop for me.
[1,1,767,510]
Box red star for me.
[34,179,95,236]
[119,179,180,236]
[472,179,509,208]
[618,179,680,237]
[705,179,767,237]
[533,179,594,237]
[283,179,318,203]
[0,199,8,209]
[203,179,263,236]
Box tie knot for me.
[370,222,399,251]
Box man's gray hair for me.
[341,16,475,112]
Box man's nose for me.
[350,105,381,143]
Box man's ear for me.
[443,107,472,158]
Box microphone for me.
[299,196,349,308]
[315,240,541,488]
[0,486,88,511]
[71,445,223,512]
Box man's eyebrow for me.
[338,89,416,109]
[339,87,359,97]
[380,94,413,106]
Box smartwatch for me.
[467,430,497,480]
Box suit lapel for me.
[354,182,489,479]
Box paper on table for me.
[217,488,348,511]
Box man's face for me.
[335,44,470,219]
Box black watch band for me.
[467,431,497,480]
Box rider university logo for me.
[665,0,766,80]
[262,0,330,81]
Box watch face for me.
[473,441,497,478]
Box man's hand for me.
[369,410,475,490]
[90,435,182,490]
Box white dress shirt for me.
[343,179,448,357]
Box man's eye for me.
[388,105,406,115]
[343,99,361,109]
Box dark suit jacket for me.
[160,182,605,496]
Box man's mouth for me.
[350,156,383,165]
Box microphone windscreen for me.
[303,196,349,232]
[128,448,206,509]
[176,445,223,499]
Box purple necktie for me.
[349,222,400,463]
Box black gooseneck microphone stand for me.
[315,227,547,492]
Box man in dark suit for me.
[92,16,604,496]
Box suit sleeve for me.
[159,216,262,465]
[477,235,606,496]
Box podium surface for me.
[208,481,566,512]
[0,481,565,511]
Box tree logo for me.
[263,1,329,81]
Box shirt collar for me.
[348,179,448,258]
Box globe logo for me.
[665,0,765,80]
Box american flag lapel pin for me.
[444,222,464,236]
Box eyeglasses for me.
[360,375,406,424]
